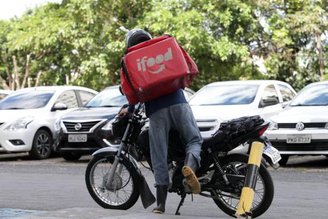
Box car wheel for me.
[29,129,53,159]
[278,155,289,166]
[61,152,82,161]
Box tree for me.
[0,3,72,89]
[0,0,327,91]
[255,0,328,90]
[138,0,266,90]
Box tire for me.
[212,154,274,218]
[61,152,82,161]
[85,154,139,209]
[29,129,53,159]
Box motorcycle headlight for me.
[268,120,278,130]
[5,116,34,131]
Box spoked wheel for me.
[85,155,139,209]
[211,154,274,218]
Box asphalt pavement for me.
[8,208,229,219]
[1,154,328,219]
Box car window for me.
[278,84,295,102]
[0,91,54,109]
[291,84,328,106]
[259,85,279,107]
[189,84,258,105]
[56,90,79,109]
[78,90,96,106]
[86,87,128,107]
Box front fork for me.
[105,122,131,188]
[235,141,264,219]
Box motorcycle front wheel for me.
[211,154,274,218]
[85,155,140,209]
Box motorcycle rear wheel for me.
[212,154,274,218]
[85,155,140,209]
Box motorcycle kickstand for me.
[175,192,186,215]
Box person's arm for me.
[118,104,135,117]
[127,105,135,113]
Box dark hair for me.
[125,28,152,49]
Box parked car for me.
[0,89,12,100]
[55,85,125,161]
[265,81,328,165]
[0,86,98,159]
[56,86,195,161]
[188,80,297,139]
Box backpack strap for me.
[121,58,139,97]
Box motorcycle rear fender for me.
[228,137,279,168]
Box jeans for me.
[148,103,203,186]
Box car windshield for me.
[290,84,328,106]
[189,84,259,106]
[0,91,54,110]
[86,86,128,107]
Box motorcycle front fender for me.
[92,146,140,172]
[92,146,155,209]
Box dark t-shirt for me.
[128,89,187,117]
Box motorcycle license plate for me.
[263,145,281,165]
[68,134,87,142]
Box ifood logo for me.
[137,48,173,74]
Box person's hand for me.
[118,107,129,117]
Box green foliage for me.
[0,0,327,92]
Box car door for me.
[76,90,97,106]
[258,84,282,120]
[276,83,296,108]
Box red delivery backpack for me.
[120,35,198,104]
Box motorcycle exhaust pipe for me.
[235,141,264,219]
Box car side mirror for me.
[281,101,291,108]
[260,97,279,108]
[52,102,68,111]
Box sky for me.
[0,0,62,20]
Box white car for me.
[189,80,297,139]
[266,81,328,165]
[0,86,98,159]
[0,89,12,100]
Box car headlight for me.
[54,118,62,132]
[5,116,34,131]
[101,118,115,131]
[268,120,278,130]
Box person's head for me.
[125,28,152,49]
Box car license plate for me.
[68,134,87,142]
[286,134,311,144]
[263,145,281,165]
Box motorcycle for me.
[85,104,281,218]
